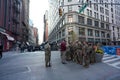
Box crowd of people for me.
[44,40,102,68]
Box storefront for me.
[0,31,15,51]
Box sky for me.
[29,0,49,43]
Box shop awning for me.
[0,32,15,41]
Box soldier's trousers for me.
[83,55,89,67]
[90,52,96,63]
[79,54,83,64]
[45,53,51,66]
[61,51,66,63]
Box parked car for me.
[33,46,41,51]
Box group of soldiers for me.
[44,40,101,68]
[65,40,100,68]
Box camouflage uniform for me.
[87,44,93,64]
[66,44,70,61]
[69,42,74,61]
[78,42,83,65]
[73,42,78,62]
[82,42,89,67]
[44,43,51,67]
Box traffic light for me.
[59,8,62,16]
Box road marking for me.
[26,66,31,72]
[110,62,120,66]
[103,54,120,69]
[103,56,115,60]
[103,58,120,63]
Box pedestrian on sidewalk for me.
[44,41,51,67]
[0,42,3,59]
[60,40,67,64]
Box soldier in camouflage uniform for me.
[66,42,70,61]
[82,41,89,68]
[72,41,76,62]
[44,42,51,67]
[75,41,83,64]
[90,43,97,63]
[73,41,79,63]
[69,42,74,61]
[87,43,93,64]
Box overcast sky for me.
[29,0,49,43]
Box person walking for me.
[0,43,3,59]
[60,40,67,64]
[44,42,51,67]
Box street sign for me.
[79,0,89,13]
[79,3,88,13]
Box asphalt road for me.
[0,51,120,80]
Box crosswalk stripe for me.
[110,62,120,66]
[103,58,120,63]
[102,54,120,69]
[103,55,110,57]
[102,56,116,60]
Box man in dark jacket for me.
[60,40,67,64]
[0,43,3,59]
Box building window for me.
[90,10,92,16]
[101,31,105,38]
[97,13,99,19]
[105,3,108,8]
[101,22,104,29]
[88,38,94,42]
[106,17,109,22]
[112,19,114,23]
[105,9,109,16]
[62,19,65,25]
[113,26,114,31]
[88,29,93,36]
[100,7,104,13]
[62,29,65,36]
[57,33,59,39]
[79,27,85,36]
[94,21,99,27]
[95,30,100,37]
[78,16,84,24]
[68,6,72,12]
[68,0,72,2]
[89,1,92,8]
[94,4,98,11]
[106,24,109,30]
[87,18,92,26]
[111,8,113,12]
[59,31,61,38]
[94,12,96,18]
[112,14,114,18]
[87,9,89,16]
[68,15,73,23]
[100,15,104,21]
[107,33,110,38]
[117,27,119,32]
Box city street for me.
[0,51,120,80]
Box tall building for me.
[0,0,22,51]
[48,0,120,45]
[114,0,120,44]
[0,0,29,51]
[43,10,49,42]
[21,0,30,44]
